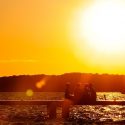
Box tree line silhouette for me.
[0,73,125,92]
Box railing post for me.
[47,102,57,119]
[62,99,73,119]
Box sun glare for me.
[72,0,125,54]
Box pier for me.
[0,99,125,119]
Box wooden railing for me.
[0,100,125,119]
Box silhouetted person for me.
[63,82,73,119]
[104,94,106,100]
[73,83,96,104]
[65,82,71,99]
[65,82,96,105]
[73,83,85,104]
[84,83,96,103]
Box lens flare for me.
[36,81,45,89]
[36,77,48,89]
[26,89,34,97]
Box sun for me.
[72,0,125,54]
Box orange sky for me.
[1,0,125,76]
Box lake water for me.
[0,92,125,124]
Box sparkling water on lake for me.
[0,92,125,124]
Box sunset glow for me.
[1,0,125,76]
[75,0,125,54]
[70,0,125,74]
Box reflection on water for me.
[0,92,125,124]
[97,92,125,101]
[70,105,125,123]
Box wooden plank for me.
[0,100,64,105]
[0,100,125,105]
[94,100,125,105]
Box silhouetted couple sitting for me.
[65,82,96,104]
